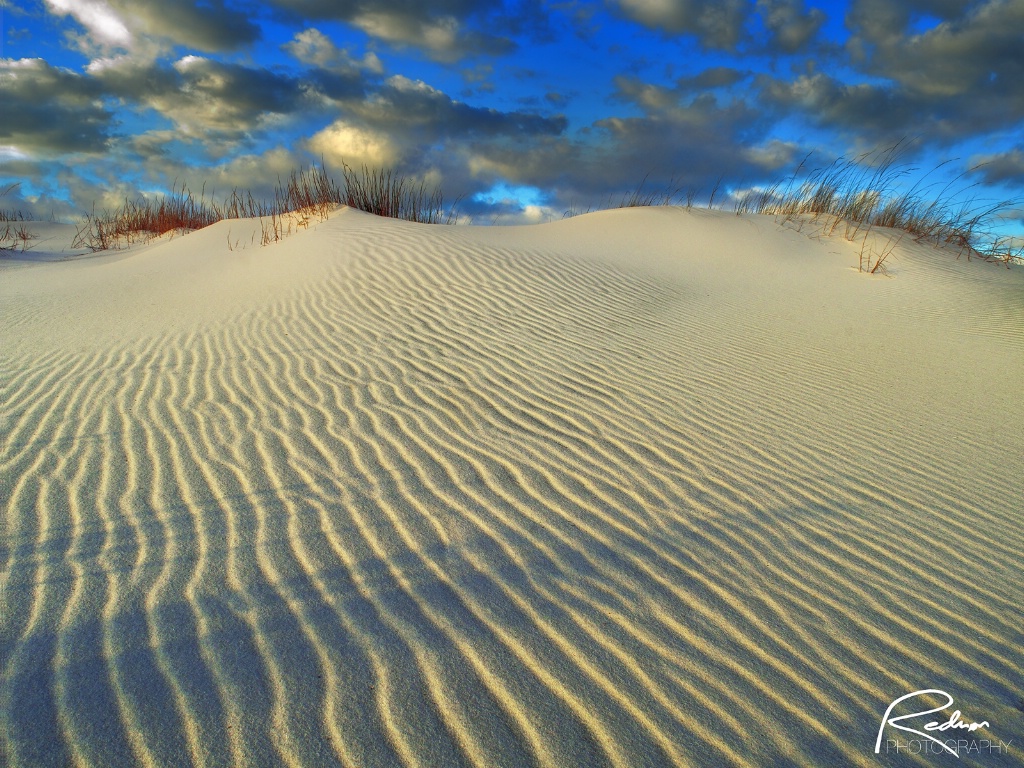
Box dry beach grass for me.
[25,142,1020,271]
[67,164,458,252]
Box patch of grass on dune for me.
[735,141,1022,268]
[73,182,222,251]
[616,174,686,209]
[69,163,458,251]
[341,163,460,224]
[589,140,1020,270]
[1,183,37,252]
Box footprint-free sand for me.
[2,207,1022,766]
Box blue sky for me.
[1,0,1022,232]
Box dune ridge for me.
[2,207,1022,766]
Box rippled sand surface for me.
[2,207,1022,766]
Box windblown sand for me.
[2,207,1022,767]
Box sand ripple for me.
[2,209,1022,766]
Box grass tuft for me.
[69,163,459,251]
[1,183,38,252]
[734,140,1021,266]
[341,164,459,224]
[73,182,222,251]
[616,174,683,209]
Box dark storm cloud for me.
[348,75,567,142]
[756,73,916,144]
[306,69,373,102]
[91,56,313,141]
[846,0,1024,97]
[606,0,1022,139]
[174,58,310,120]
[88,59,180,101]
[673,67,748,92]
[111,0,261,51]
[756,0,1024,147]
[972,150,1024,186]
[456,78,786,213]
[592,94,775,182]
[0,59,112,154]
[449,134,582,192]
[42,0,259,53]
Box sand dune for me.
[2,207,1022,766]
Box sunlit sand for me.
[2,207,1022,766]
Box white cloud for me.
[385,74,444,96]
[0,145,32,161]
[612,0,749,49]
[306,121,401,168]
[284,28,340,67]
[44,0,132,48]
[419,16,460,53]
[284,28,384,74]
[618,0,684,26]
[350,12,479,61]
[2,57,45,70]
[174,54,207,72]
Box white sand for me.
[2,207,1022,766]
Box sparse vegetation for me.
[340,164,460,224]
[734,141,1022,269]
[0,221,37,253]
[987,235,1024,268]
[857,230,903,276]
[1,183,37,252]
[580,140,1021,272]
[8,141,1022,271]
[69,163,459,251]
[563,176,690,218]
[616,174,683,209]
[73,181,222,251]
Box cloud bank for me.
[1,0,1020,227]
